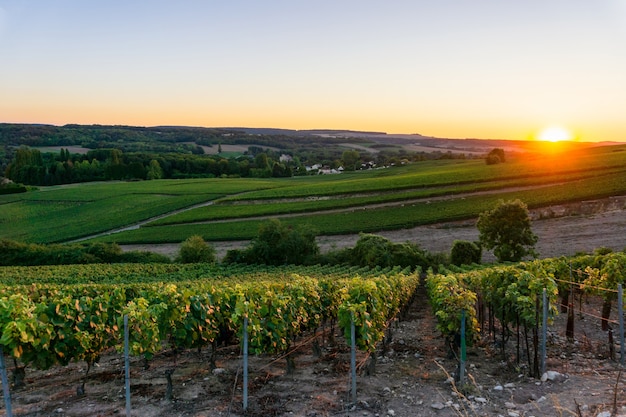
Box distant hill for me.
[2,123,614,157]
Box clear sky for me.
[1,1,625,142]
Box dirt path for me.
[69,200,216,243]
[85,180,575,244]
[123,196,626,262]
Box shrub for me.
[485,148,505,165]
[348,233,429,271]
[176,235,216,263]
[0,239,168,266]
[351,234,392,268]
[450,240,482,266]
[224,219,319,266]
[84,242,123,263]
[222,249,249,265]
[118,251,171,263]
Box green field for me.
[3,144,626,244]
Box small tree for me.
[176,235,216,263]
[485,148,505,165]
[450,240,482,266]
[477,199,538,262]
[341,150,360,171]
[146,159,163,180]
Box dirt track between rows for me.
[123,196,626,262]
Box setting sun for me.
[538,126,572,142]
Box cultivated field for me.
[2,143,626,248]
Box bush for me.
[346,233,430,271]
[84,242,123,262]
[118,251,171,263]
[0,239,170,266]
[485,148,505,165]
[0,239,89,266]
[222,249,249,265]
[450,240,482,266]
[350,234,392,268]
[0,177,27,194]
[176,235,216,263]
[224,219,319,266]
[0,184,27,194]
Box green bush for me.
[450,240,482,266]
[0,184,27,194]
[118,251,171,263]
[485,148,505,165]
[222,249,249,265]
[347,233,430,271]
[0,239,169,266]
[176,235,216,263]
[84,242,123,262]
[224,219,319,266]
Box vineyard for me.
[1,253,626,416]
[3,143,626,246]
[428,252,626,375]
[0,263,420,416]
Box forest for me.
[1,123,468,186]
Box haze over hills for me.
[219,126,618,154]
[2,123,619,158]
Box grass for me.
[3,144,626,244]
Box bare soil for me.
[4,198,626,417]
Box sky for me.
[1,1,625,142]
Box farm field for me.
[2,143,626,247]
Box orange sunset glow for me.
[1,2,625,142]
[537,126,574,142]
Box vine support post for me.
[350,312,357,404]
[541,288,548,377]
[243,316,249,412]
[124,314,131,417]
[459,309,466,384]
[0,347,13,417]
[618,284,624,366]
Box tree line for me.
[1,123,474,186]
[4,146,299,185]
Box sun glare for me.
[538,126,572,142]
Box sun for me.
[537,126,572,142]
